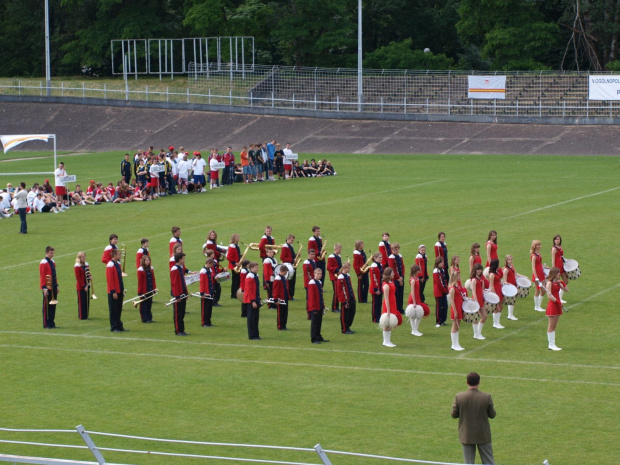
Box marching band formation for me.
[38,227,580,351]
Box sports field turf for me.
[0,151,618,465]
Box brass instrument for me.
[120,243,128,276]
[85,266,97,299]
[165,294,190,306]
[293,241,304,268]
[131,289,159,307]
[234,242,254,273]
[318,237,327,261]
[265,244,283,250]
[45,275,58,305]
[191,292,213,300]
[360,251,374,274]
[247,242,260,251]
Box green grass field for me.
[0,151,619,465]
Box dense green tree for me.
[363,39,453,70]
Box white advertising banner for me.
[468,76,506,100]
[588,75,620,100]
[1,134,52,153]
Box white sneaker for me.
[201,188,207,192]
[548,344,562,351]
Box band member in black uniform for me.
[74,251,90,320]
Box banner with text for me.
[468,76,506,100]
[588,75,620,100]
[1,134,52,153]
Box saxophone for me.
[318,237,327,261]
[360,251,374,274]
[233,243,252,273]
[293,242,304,268]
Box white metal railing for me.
[1,425,548,465]
[1,78,619,119]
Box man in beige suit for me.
[451,372,496,464]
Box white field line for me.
[0,343,617,387]
[459,282,620,358]
[0,179,446,272]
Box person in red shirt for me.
[326,243,343,312]
[137,255,157,323]
[223,146,235,185]
[101,234,118,265]
[263,248,277,309]
[169,226,182,257]
[272,265,290,330]
[378,232,391,267]
[381,267,401,347]
[243,262,262,340]
[488,259,504,329]
[199,257,215,327]
[448,269,466,351]
[433,256,449,327]
[238,259,250,317]
[227,233,241,298]
[74,251,90,320]
[469,243,482,276]
[435,232,448,269]
[279,234,297,300]
[551,234,568,303]
[308,268,328,344]
[415,245,429,303]
[136,238,149,270]
[106,248,126,332]
[388,243,405,313]
[485,230,498,268]
[531,239,546,312]
[368,251,384,323]
[258,226,275,260]
[39,246,59,328]
[336,262,357,334]
[470,264,488,340]
[170,252,189,336]
[308,226,326,282]
[303,249,317,313]
[406,264,430,337]
[545,267,568,351]
[353,240,369,303]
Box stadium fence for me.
[0,425,550,465]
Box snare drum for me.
[482,291,500,313]
[215,271,231,282]
[516,276,531,298]
[462,299,481,324]
[564,259,581,280]
[502,283,518,305]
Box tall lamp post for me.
[357,0,362,112]
[44,0,51,95]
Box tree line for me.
[1,0,619,78]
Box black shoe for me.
[214,303,222,307]
[343,330,355,334]
[202,324,213,327]
[320,339,330,343]
[279,327,289,331]
[121,328,130,331]
[289,298,296,301]
[312,340,322,344]
[332,309,341,313]
[250,337,262,340]
[112,329,122,333]
[176,332,189,336]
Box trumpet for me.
[234,243,252,273]
[191,292,213,300]
[263,298,287,306]
[120,243,128,277]
[85,266,97,300]
[318,237,328,261]
[131,289,159,308]
[45,275,58,305]
[360,251,374,273]
[293,241,304,268]
[165,294,190,306]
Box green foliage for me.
[605,60,620,71]
[363,39,454,70]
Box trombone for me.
[45,275,58,305]
[85,266,97,300]
[120,243,128,277]
[131,289,159,308]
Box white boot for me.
[535,296,545,312]
[477,321,486,340]
[492,312,504,329]
[410,317,423,337]
[507,305,518,320]
[472,322,478,338]
[451,331,465,351]
[383,330,396,347]
[547,331,562,351]
[559,289,567,304]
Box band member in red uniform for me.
[280,234,297,300]
[170,252,189,336]
[263,248,277,309]
[199,257,215,327]
[101,234,118,264]
[327,243,343,312]
[303,249,317,313]
[485,230,498,267]
[449,255,462,287]
[169,243,182,270]
[470,263,487,340]
[40,246,58,328]
[227,233,241,298]
[415,245,428,303]
[433,256,449,327]
[308,226,326,282]
[488,258,504,329]
[202,230,227,263]
[203,249,223,307]
[258,226,275,260]
[369,252,384,323]
[469,243,482,276]
[137,255,157,323]
[546,267,568,351]
[239,259,250,317]
[308,268,328,344]
[244,262,262,340]
[336,262,357,334]
[434,232,448,270]
[169,226,182,257]
[106,249,126,332]
[136,238,150,270]
[407,264,430,336]
[503,254,522,321]
[378,232,392,267]
[551,234,568,303]
[74,251,90,320]
[272,265,290,330]
[353,240,368,303]
[388,243,405,313]
[381,267,401,347]
[448,269,466,351]
[531,240,546,312]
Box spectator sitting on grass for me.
[33,192,62,213]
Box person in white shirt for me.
[33,192,61,213]
[209,155,220,190]
[282,143,294,179]
[192,152,207,192]
[54,162,69,209]
[27,187,38,209]
[177,153,192,194]
[14,182,29,233]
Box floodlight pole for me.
[44,0,51,96]
[357,0,362,112]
